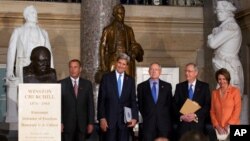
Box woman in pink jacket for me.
[210,68,241,138]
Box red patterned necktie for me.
[74,80,78,97]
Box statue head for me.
[216,1,236,22]
[113,4,125,23]
[23,46,57,83]
[23,5,38,23]
[30,46,51,76]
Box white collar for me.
[189,79,197,87]
[115,71,124,77]
[70,77,79,82]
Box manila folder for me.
[180,99,201,114]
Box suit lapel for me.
[77,78,85,98]
[193,80,201,100]
[120,74,128,99]
[157,80,164,104]
[184,81,189,99]
[67,77,76,99]
[111,72,119,99]
[146,80,155,104]
[120,73,131,99]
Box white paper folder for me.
[124,107,132,123]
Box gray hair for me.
[149,62,162,70]
[116,53,130,64]
[186,63,199,72]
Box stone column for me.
[81,0,119,120]
[203,0,217,89]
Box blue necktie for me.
[188,84,194,99]
[117,74,122,97]
[152,82,157,103]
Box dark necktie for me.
[188,84,194,99]
[74,80,78,97]
[152,82,157,103]
[117,74,122,97]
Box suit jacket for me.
[97,71,138,129]
[60,77,94,133]
[137,79,172,137]
[173,80,211,133]
[210,85,241,128]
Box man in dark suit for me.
[60,59,95,141]
[97,53,138,141]
[173,63,211,140]
[137,63,172,141]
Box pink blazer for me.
[210,85,241,128]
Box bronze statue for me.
[23,46,57,83]
[96,4,144,83]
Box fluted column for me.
[81,0,119,120]
[203,0,217,88]
[81,0,119,81]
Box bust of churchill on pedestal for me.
[23,46,57,83]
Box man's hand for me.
[100,118,108,132]
[180,113,197,122]
[127,119,137,128]
[61,123,64,132]
[87,124,94,134]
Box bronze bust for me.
[23,46,57,83]
[96,4,144,83]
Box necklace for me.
[219,85,228,97]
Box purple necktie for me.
[74,80,78,97]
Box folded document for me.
[180,99,201,114]
[124,107,132,123]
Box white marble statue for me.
[5,5,53,123]
[207,0,244,95]
[6,5,53,82]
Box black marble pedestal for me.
[0,123,18,141]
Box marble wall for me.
[0,1,204,82]
[0,1,81,80]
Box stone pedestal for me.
[0,123,18,141]
[5,78,19,123]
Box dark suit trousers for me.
[143,126,168,141]
[62,121,86,141]
[102,126,129,141]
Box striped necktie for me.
[74,80,78,97]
